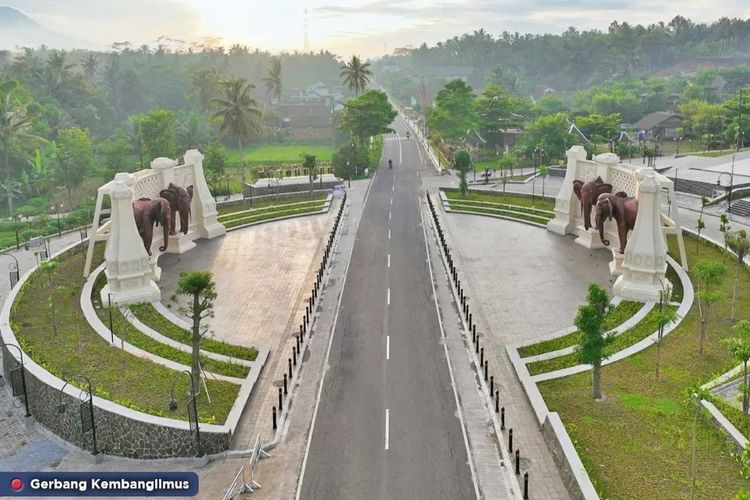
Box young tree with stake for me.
[693,260,727,355]
[722,320,750,414]
[726,230,750,321]
[176,271,217,395]
[576,283,611,400]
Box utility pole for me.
[738,88,744,152]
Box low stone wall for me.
[0,240,236,459]
[541,413,599,500]
[1,344,230,458]
[244,179,340,198]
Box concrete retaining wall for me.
[541,413,600,500]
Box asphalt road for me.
[297,118,476,499]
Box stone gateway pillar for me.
[100,175,160,306]
[613,173,668,301]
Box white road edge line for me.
[418,196,481,500]
[416,136,424,164]
[386,335,390,360]
[295,177,374,500]
[385,408,390,450]
[399,135,403,164]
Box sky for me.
[6,0,750,57]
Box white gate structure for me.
[83,149,226,306]
[547,146,687,301]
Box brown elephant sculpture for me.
[595,192,638,254]
[573,176,613,231]
[159,183,193,235]
[133,197,172,255]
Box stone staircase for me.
[730,199,750,217]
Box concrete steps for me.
[730,199,750,217]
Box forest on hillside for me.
[374,16,750,92]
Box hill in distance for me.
[0,6,97,51]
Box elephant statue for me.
[573,176,613,231]
[159,183,194,236]
[132,197,172,255]
[595,192,638,254]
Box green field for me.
[227,142,335,165]
[10,243,239,424]
[538,233,750,499]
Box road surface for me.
[297,118,476,499]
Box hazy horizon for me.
[2,1,750,57]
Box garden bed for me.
[518,301,643,358]
[10,242,239,424]
[442,188,555,211]
[217,192,328,216]
[537,233,750,498]
[128,303,258,361]
[527,304,677,375]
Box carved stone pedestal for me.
[575,227,606,250]
[164,233,197,254]
[609,250,624,276]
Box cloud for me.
[3,0,201,48]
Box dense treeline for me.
[375,16,750,92]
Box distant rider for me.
[388,159,393,169]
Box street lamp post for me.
[52,203,63,237]
[107,293,114,344]
[4,252,20,288]
[349,142,356,187]
[9,214,20,249]
[717,171,733,214]
[169,370,203,457]
[1,341,31,417]
[57,374,99,456]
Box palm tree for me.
[262,57,283,102]
[0,81,43,215]
[211,78,263,151]
[188,68,219,112]
[81,53,98,81]
[340,55,371,95]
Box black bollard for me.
[278,387,283,411]
[490,375,494,395]
[306,306,310,323]
[475,338,479,354]
[495,391,500,413]
[283,373,288,395]
[272,406,277,430]
[472,328,476,343]
[484,360,488,381]
[296,334,300,352]
[515,449,520,475]
[524,473,529,500]
[469,312,472,328]
[472,324,476,340]
[480,347,484,366]
[508,428,513,453]
[501,407,505,430]
[288,358,292,378]
[293,346,297,366]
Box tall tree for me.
[340,55,372,96]
[54,127,94,204]
[0,81,42,215]
[427,79,479,142]
[188,68,219,112]
[722,320,750,414]
[263,57,283,102]
[302,153,318,198]
[211,78,262,151]
[176,271,217,395]
[576,283,612,400]
[726,230,750,321]
[81,53,99,82]
[694,260,727,355]
[340,90,397,144]
[139,109,176,161]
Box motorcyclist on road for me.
[388,158,393,169]
[406,131,411,139]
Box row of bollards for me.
[273,192,348,432]
[425,192,529,500]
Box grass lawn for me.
[227,142,334,165]
[128,303,258,361]
[219,199,327,229]
[538,233,750,499]
[517,301,643,358]
[442,188,555,211]
[11,243,240,424]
